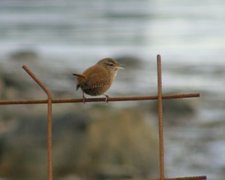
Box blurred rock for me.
[76,107,159,179]
[0,106,158,180]
[0,70,32,99]
[151,99,196,125]
[115,55,143,68]
[9,49,39,62]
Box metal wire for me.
[22,65,53,180]
[157,55,165,180]
[150,176,207,180]
[0,93,200,105]
[0,55,205,180]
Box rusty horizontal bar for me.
[0,93,200,105]
[150,176,207,180]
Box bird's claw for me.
[82,93,86,104]
[104,94,109,103]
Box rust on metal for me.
[22,65,53,180]
[22,65,52,98]
[0,93,200,105]
[157,55,165,180]
[150,176,207,180]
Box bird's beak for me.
[117,64,124,70]
[118,66,124,70]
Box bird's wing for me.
[84,65,110,87]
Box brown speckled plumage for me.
[73,58,122,100]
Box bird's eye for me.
[107,63,114,66]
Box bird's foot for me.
[82,93,87,104]
[104,94,109,103]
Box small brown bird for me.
[73,57,123,102]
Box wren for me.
[73,57,123,102]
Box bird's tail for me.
[72,73,86,79]
[73,73,86,90]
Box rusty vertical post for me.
[157,55,165,180]
[22,66,53,180]
[47,93,53,180]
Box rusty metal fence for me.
[0,55,206,180]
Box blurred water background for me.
[0,0,225,179]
